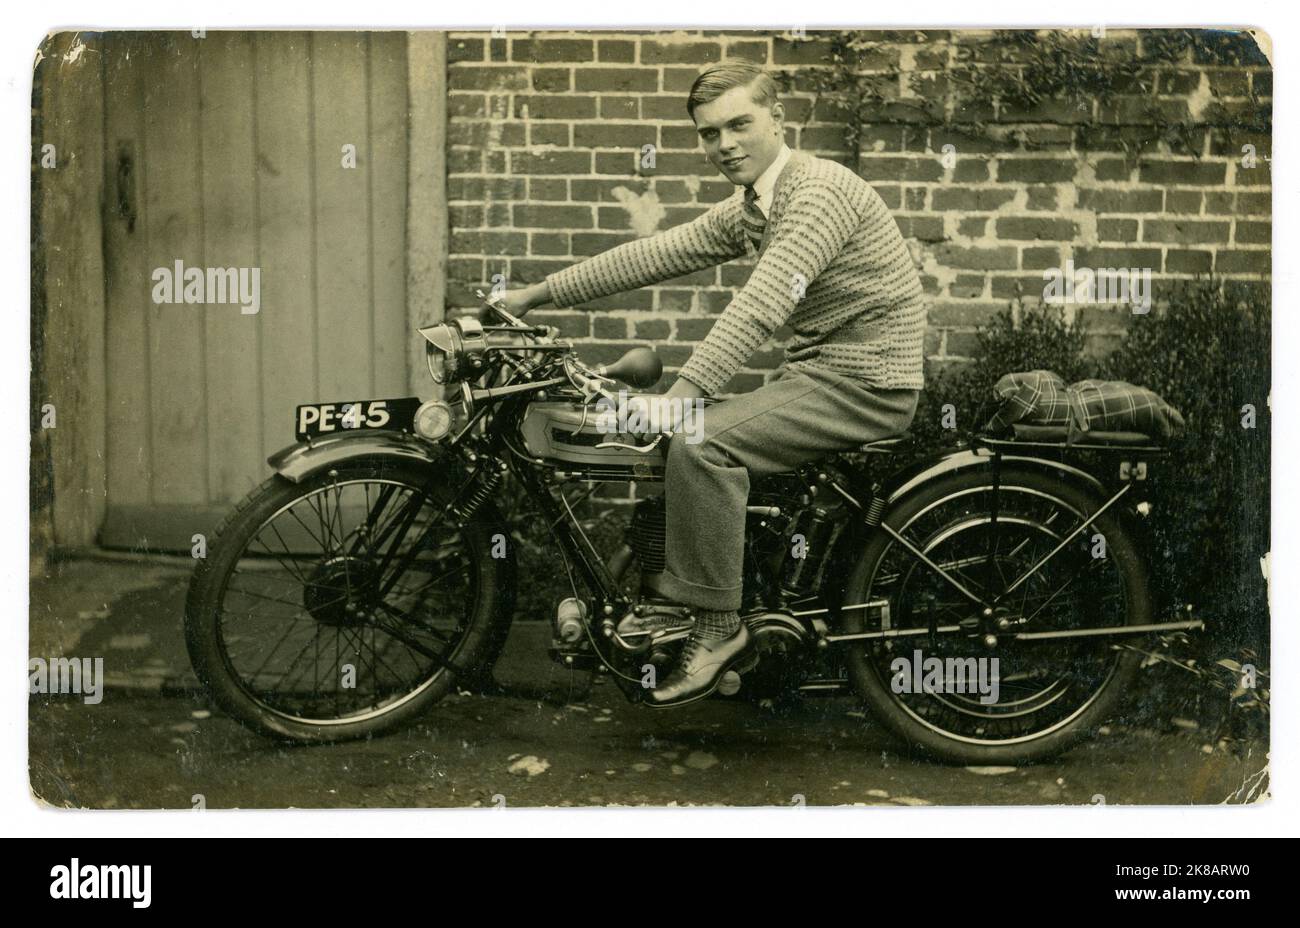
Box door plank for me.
[200,30,263,502]
[368,32,409,398]
[103,32,155,508]
[312,32,374,401]
[142,32,208,505]
[254,31,317,463]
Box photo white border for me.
[3,0,1292,839]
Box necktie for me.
[740,185,767,252]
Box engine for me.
[629,495,669,575]
[625,489,847,604]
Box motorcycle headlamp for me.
[419,317,488,385]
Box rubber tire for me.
[185,459,508,744]
[842,466,1150,766]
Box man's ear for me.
[770,100,785,134]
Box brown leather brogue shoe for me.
[643,624,755,708]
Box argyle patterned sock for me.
[693,607,741,640]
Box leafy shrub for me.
[1103,278,1270,651]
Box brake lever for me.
[475,288,530,329]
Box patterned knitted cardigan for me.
[544,151,927,397]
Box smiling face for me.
[691,83,786,187]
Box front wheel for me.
[185,459,508,743]
[842,467,1150,765]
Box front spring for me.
[454,464,503,521]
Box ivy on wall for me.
[780,28,1272,165]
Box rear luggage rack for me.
[978,423,1171,454]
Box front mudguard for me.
[266,429,517,688]
[268,428,455,483]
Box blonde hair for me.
[686,60,779,119]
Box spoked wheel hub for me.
[303,555,380,627]
[977,603,1023,646]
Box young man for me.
[497,60,927,706]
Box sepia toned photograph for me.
[30,25,1270,810]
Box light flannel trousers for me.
[657,364,919,611]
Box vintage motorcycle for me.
[184,293,1202,764]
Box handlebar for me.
[432,293,667,439]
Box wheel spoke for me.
[373,600,455,644]
[254,524,314,585]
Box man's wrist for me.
[528,280,551,310]
[666,377,706,400]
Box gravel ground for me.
[28,556,1269,809]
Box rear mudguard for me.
[820,446,1116,627]
[266,429,517,687]
[880,446,1107,509]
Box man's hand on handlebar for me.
[479,281,552,323]
[610,395,678,440]
[611,380,704,437]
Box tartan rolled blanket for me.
[984,370,1186,440]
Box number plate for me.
[294,397,422,441]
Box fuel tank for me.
[518,399,667,477]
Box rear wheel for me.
[842,467,1149,765]
[185,459,507,743]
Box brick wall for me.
[443,28,1271,389]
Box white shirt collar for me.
[745,144,793,217]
